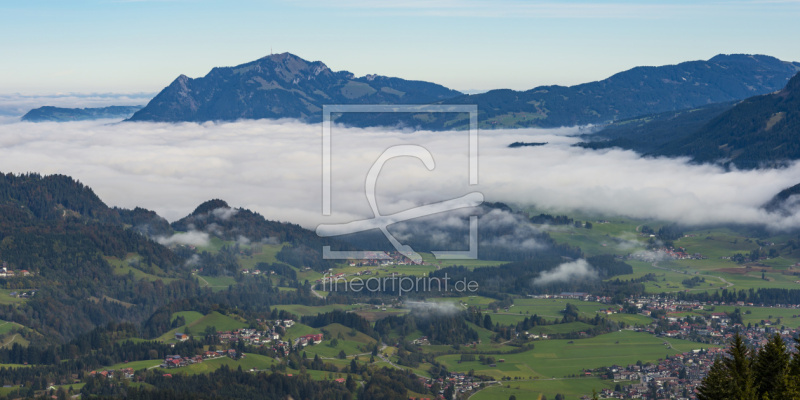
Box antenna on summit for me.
[270,47,273,55]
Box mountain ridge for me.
[129,52,800,129]
[22,105,143,122]
[653,71,800,168]
[128,52,462,123]
[342,53,800,129]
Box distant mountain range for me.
[22,105,143,122]
[129,53,800,129]
[581,71,800,169]
[657,72,800,169]
[128,52,461,123]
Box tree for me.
[697,357,731,400]
[698,332,759,400]
[754,333,790,398]
[338,350,346,359]
[725,332,758,400]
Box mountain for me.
[0,172,186,341]
[22,105,143,122]
[653,72,800,169]
[130,53,799,129]
[128,52,462,123]
[576,101,737,153]
[0,172,344,341]
[340,54,800,130]
[763,182,800,215]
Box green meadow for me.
[436,330,713,380]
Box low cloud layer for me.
[1,118,800,232]
[533,259,598,285]
[156,231,210,247]
[405,301,462,315]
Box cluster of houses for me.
[584,348,726,399]
[7,289,36,298]
[629,247,705,261]
[346,251,425,267]
[420,372,481,398]
[587,320,800,399]
[89,368,133,379]
[0,264,33,278]
[217,328,281,346]
[161,350,241,369]
[89,368,135,379]
[295,333,324,347]
[528,292,613,302]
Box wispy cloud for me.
[533,259,598,285]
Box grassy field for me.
[0,320,25,335]
[530,215,800,295]
[301,323,377,359]
[271,304,360,317]
[437,330,713,380]
[105,254,175,282]
[0,334,29,348]
[283,323,322,343]
[195,274,237,291]
[472,377,629,400]
[156,353,278,375]
[605,313,654,327]
[106,359,163,371]
[0,289,33,305]
[193,236,230,254]
[237,244,285,269]
[157,311,248,342]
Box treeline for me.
[374,311,479,345]
[640,224,684,242]
[0,323,204,387]
[677,287,800,307]
[0,173,113,221]
[81,366,354,400]
[529,213,574,225]
[73,366,428,400]
[427,255,634,297]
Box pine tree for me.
[697,358,731,400]
[754,333,790,399]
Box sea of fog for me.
[1,117,800,231]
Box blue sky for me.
[2,0,799,94]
